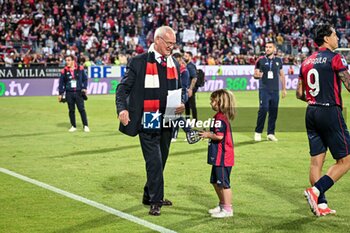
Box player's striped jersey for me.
[299,47,348,107]
[207,112,234,167]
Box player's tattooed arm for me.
[296,78,306,102]
[339,70,350,92]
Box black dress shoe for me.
[149,204,161,216]
[161,199,172,206]
[142,199,173,206]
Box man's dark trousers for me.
[140,127,172,205]
[185,91,197,120]
[66,91,88,127]
[255,89,279,135]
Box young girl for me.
[199,89,236,218]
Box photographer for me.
[58,54,90,132]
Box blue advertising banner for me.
[0,75,299,97]
[198,75,299,92]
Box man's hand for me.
[282,89,287,99]
[254,69,263,79]
[296,79,306,102]
[188,89,193,98]
[81,89,88,100]
[58,95,62,102]
[119,110,130,126]
[199,131,211,139]
[199,131,224,141]
[175,103,185,114]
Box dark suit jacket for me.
[116,53,181,136]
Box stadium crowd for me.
[0,0,349,67]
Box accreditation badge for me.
[267,71,274,79]
[71,80,77,88]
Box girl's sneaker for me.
[211,209,233,218]
[208,205,221,214]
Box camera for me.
[82,92,88,101]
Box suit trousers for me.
[139,128,172,205]
[66,91,88,127]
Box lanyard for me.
[266,56,273,71]
[69,67,76,80]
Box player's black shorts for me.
[210,166,232,189]
[306,105,350,159]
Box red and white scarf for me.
[143,43,178,113]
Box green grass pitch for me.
[1,90,350,233]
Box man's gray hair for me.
[154,26,176,40]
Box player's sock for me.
[222,204,232,212]
[314,175,334,197]
[318,192,327,204]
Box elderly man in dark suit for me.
[116,26,185,216]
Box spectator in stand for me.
[23,51,32,67]
[95,56,103,65]
[83,56,94,67]
[339,34,349,48]
[288,65,294,75]
[0,55,4,66]
[0,1,349,66]
[207,54,216,65]
[301,43,310,55]
[276,33,284,50]
[4,52,14,67]
[31,53,40,65]
[46,54,58,66]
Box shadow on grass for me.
[101,173,143,200]
[235,140,265,146]
[232,212,319,233]
[175,184,213,210]
[164,209,233,232]
[170,146,208,156]
[171,139,259,157]
[101,175,212,214]
[246,175,304,212]
[50,145,140,158]
[254,212,346,233]
[242,174,339,232]
[121,203,213,232]
[0,131,57,139]
[51,214,141,233]
[57,122,69,128]
[260,215,317,233]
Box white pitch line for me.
[0,167,177,233]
